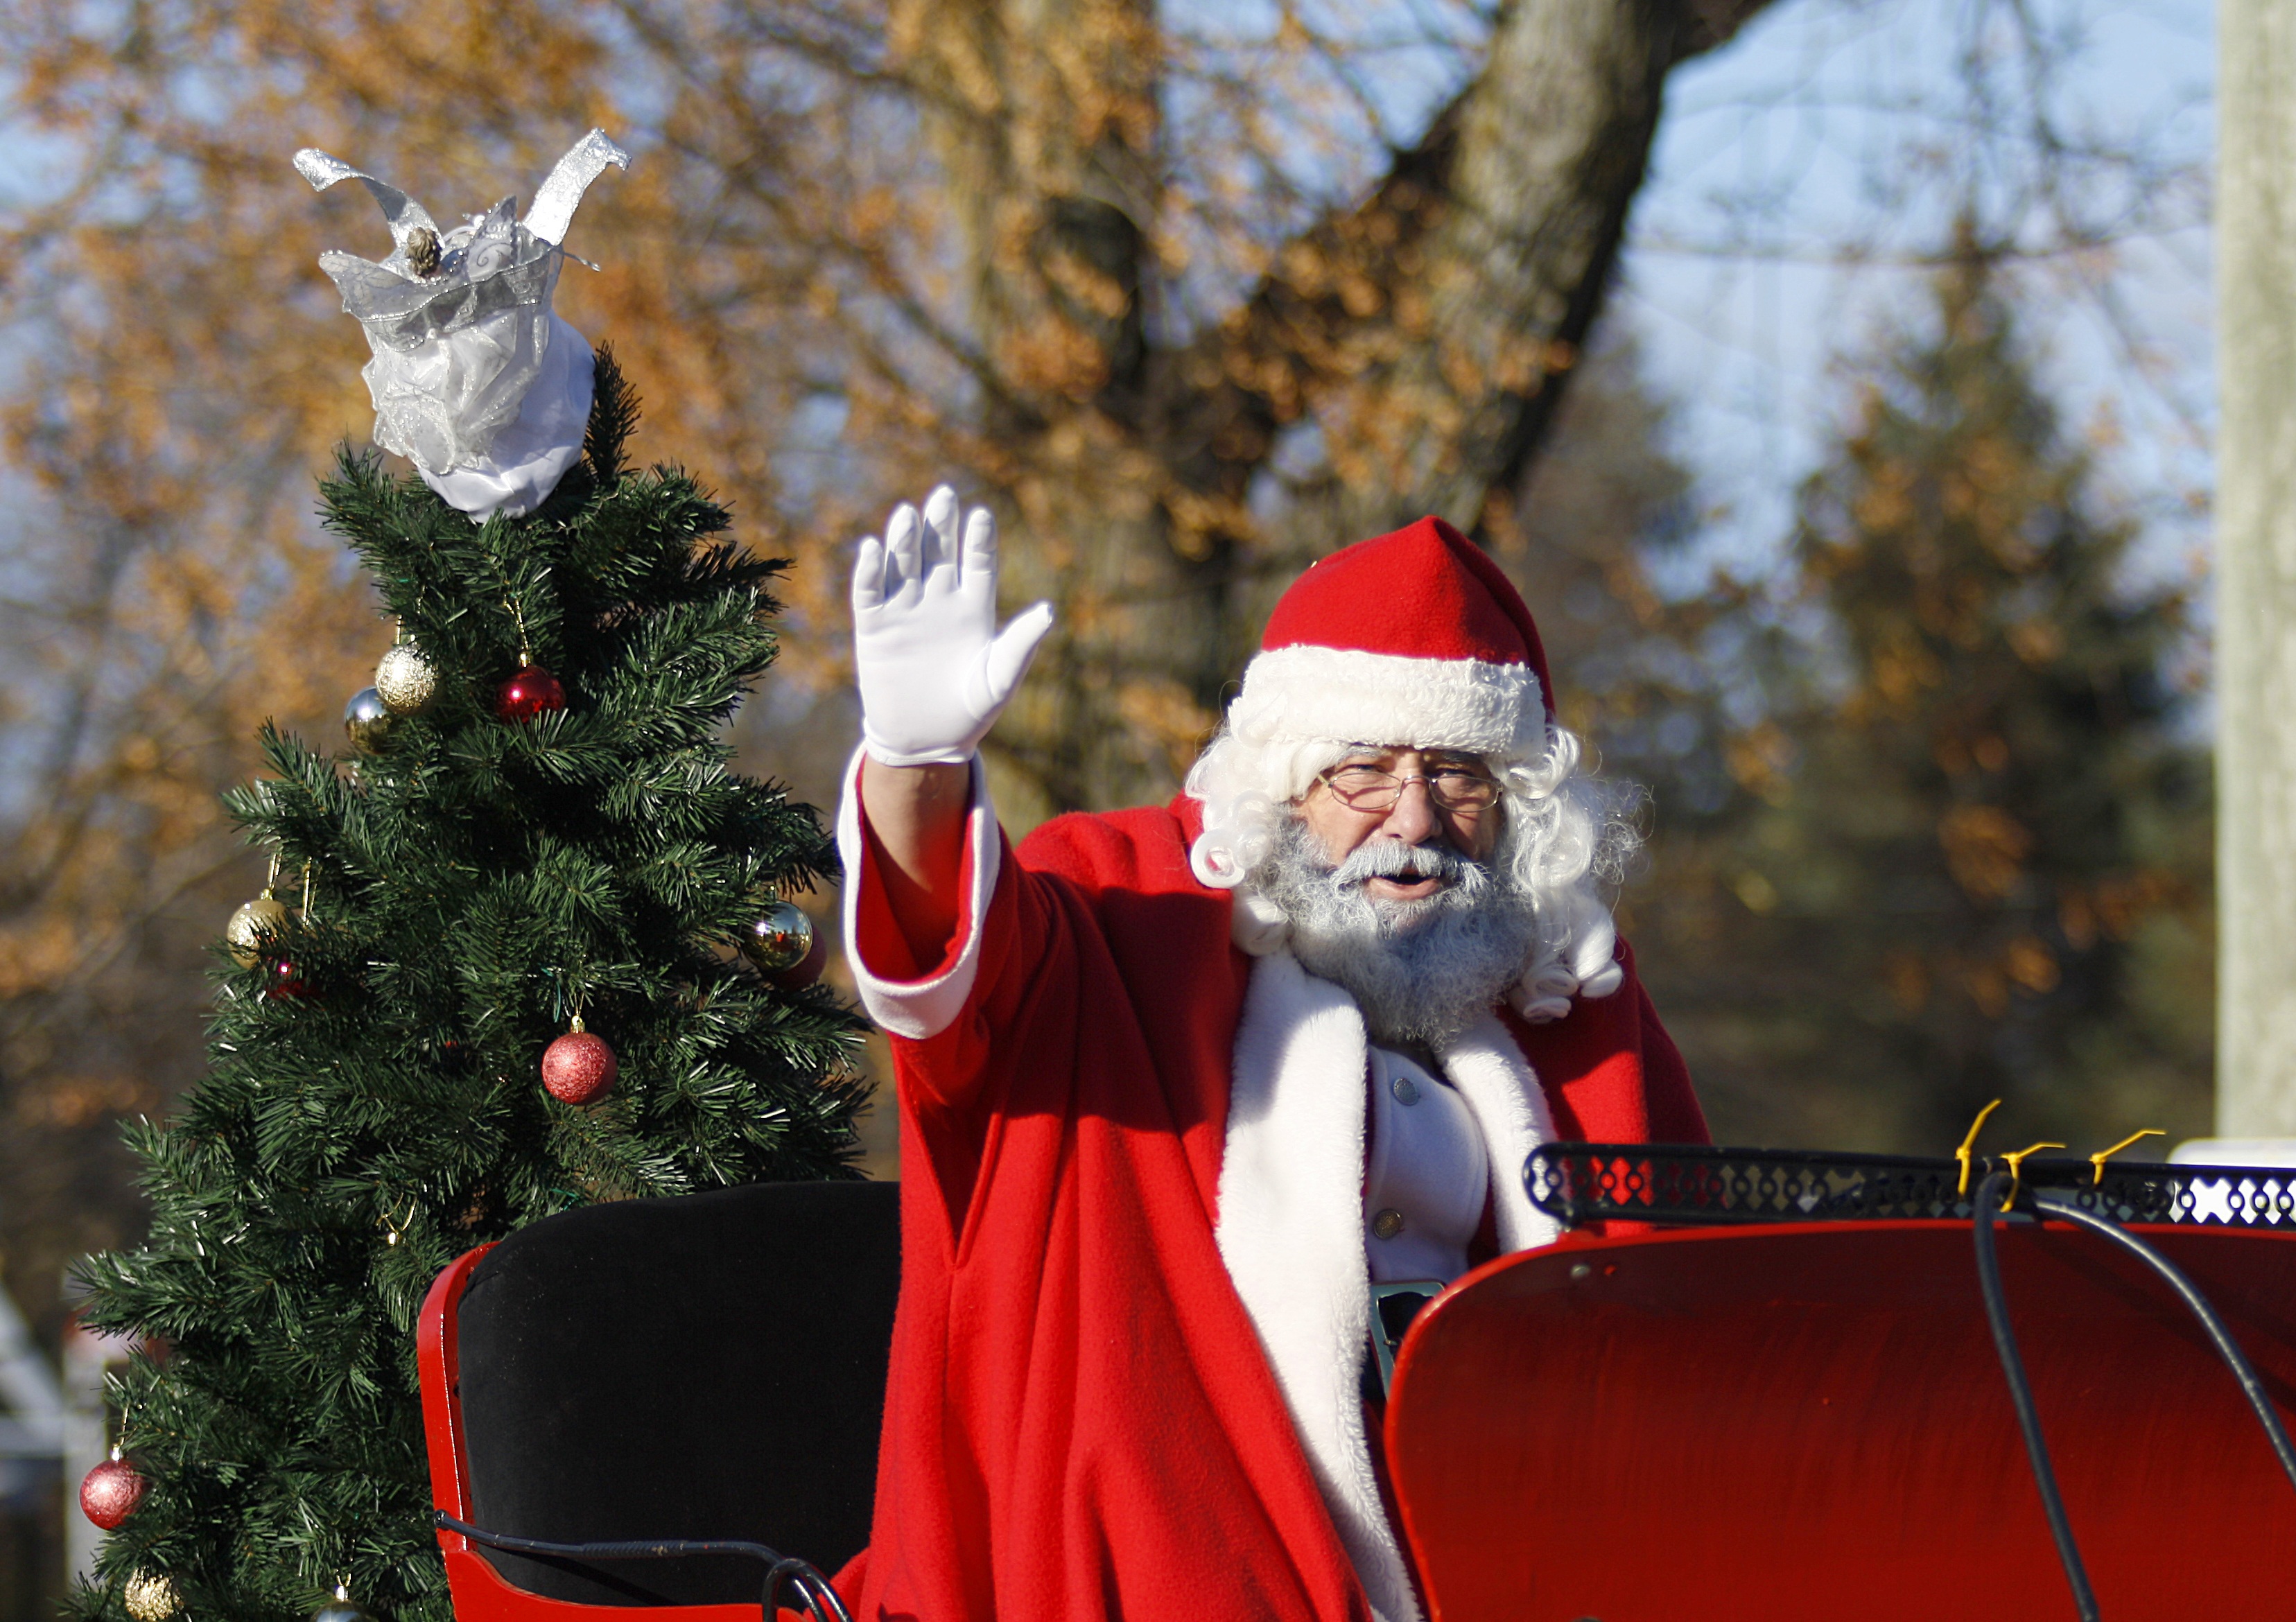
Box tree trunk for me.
[905,0,1764,815]
[2215,0,2296,1135]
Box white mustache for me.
[1330,840,1469,887]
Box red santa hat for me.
[1226,516,1556,758]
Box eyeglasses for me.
[1317,760,1502,812]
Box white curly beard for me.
[1252,817,1537,1046]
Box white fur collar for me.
[1438,1013,1563,1255]
[1214,952,1559,1622]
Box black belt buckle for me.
[1369,1280,1447,1397]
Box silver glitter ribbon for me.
[523,129,632,247]
[294,132,630,354]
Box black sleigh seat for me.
[418,1180,902,1617]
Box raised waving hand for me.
[851,486,1054,767]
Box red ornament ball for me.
[80,1456,146,1530]
[541,1029,617,1104]
[266,959,313,1000]
[494,665,566,723]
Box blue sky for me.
[1620,0,2214,594]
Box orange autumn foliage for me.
[0,0,1770,1338]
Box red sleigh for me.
[418,1181,896,1622]
[419,1151,2296,1622]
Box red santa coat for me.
[831,763,1708,1621]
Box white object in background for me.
[61,1314,135,1580]
[2171,1138,2296,1168]
[296,130,629,521]
[0,1278,64,1519]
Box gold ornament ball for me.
[740,901,815,973]
[124,1570,181,1622]
[225,893,291,968]
[374,643,439,715]
[312,1586,379,1622]
[343,687,396,755]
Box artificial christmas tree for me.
[66,139,867,1622]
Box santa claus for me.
[833,487,1710,1621]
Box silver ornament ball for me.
[344,687,396,755]
[740,902,815,973]
[374,642,438,714]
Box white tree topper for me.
[295,130,630,521]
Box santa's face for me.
[1262,749,1528,1045]
[1296,746,1503,902]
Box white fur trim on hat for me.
[1229,645,1543,757]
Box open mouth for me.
[1326,836,1468,904]
[1356,852,1454,902]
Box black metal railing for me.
[1526,1144,2296,1230]
[436,1513,851,1622]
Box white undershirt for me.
[1362,1045,1489,1285]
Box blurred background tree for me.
[1612,246,2209,1152]
[0,0,1773,1363]
[0,0,2217,1610]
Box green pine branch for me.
[71,349,868,1622]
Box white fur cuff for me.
[835,747,1000,1040]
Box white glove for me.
[852,486,1054,767]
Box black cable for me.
[1972,1170,2101,1622]
[2030,1189,2296,1497]
[433,1511,854,1622]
